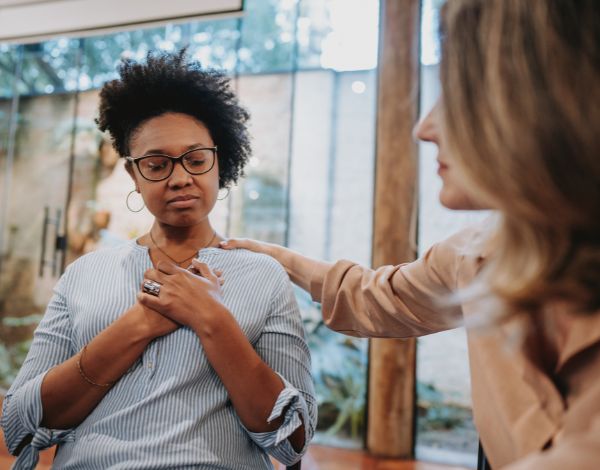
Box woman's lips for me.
[167,195,199,208]
[437,160,449,175]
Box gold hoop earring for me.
[126,189,145,212]
[217,187,230,201]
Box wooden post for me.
[367,0,421,458]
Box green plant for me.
[416,381,472,431]
[0,314,40,389]
[295,288,367,441]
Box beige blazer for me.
[309,224,600,469]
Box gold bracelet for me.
[76,345,115,388]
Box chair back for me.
[477,441,491,470]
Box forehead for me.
[130,112,212,154]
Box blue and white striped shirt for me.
[1,241,316,469]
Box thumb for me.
[220,238,253,250]
[190,259,217,281]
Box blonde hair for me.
[440,0,600,315]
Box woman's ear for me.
[125,161,138,185]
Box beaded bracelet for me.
[76,345,115,388]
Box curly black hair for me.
[96,50,251,188]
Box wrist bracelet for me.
[76,344,115,388]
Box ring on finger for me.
[142,279,162,297]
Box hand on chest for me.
[70,261,273,347]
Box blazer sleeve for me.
[309,227,482,338]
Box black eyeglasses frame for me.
[125,146,218,182]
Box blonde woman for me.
[222,0,600,468]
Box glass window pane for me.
[18,39,82,95]
[228,72,292,244]
[296,0,331,69]
[184,19,241,73]
[0,40,81,390]
[237,0,298,74]
[415,0,487,466]
[287,68,376,447]
[81,27,168,89]
[0,44,21,98]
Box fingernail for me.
[219,241,228,247]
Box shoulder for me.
[48,242,137,297]
[412,217,495,288]
[64,240,141,274]
[215,248,292,303]
[434,216,495,260]
[219,248,287,280]
[212,248,295,312]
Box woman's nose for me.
[414,100,441,144]
[168,161,193,187]
[414,110,437,144]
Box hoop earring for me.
[217,187,230,201]
[126,189,145,212]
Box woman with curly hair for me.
[1,51,316,470]
[223,0,600,468]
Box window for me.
[415,0,488,466]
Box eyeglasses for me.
[125,146,217,182]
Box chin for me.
[161,212,206,227]
[439,188,477,211]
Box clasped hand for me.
[138,259,226,333]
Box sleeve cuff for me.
[15,373,46,436]
[2,373,46,455]
[10,427,74,470]
[243,376,312,465]
[2,372,74,469]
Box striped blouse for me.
[1,241,317,469]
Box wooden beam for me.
[367,0,421,458]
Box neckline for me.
[131,238,224,255]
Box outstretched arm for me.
[221,225,483,339]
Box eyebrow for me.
[142,143,211,155]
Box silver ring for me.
[142,280,161,297]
